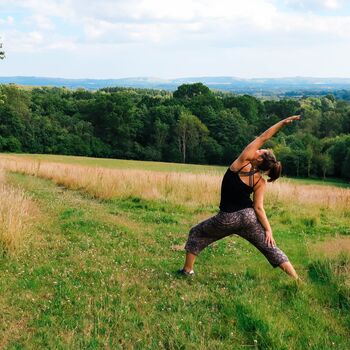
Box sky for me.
[1,0,350,79]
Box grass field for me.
[2,153,225,174]
[0,154,349,349]
[4,153,350,188]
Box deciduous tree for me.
[176,110,208,163]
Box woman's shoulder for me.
[229,159,251,172]
[253,175,266,190]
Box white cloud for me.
[2,0,350,77]
[324,0,341,9]
[3,28,77,53]
[46,40,76,50]
[0,16,15,25]
[9,0,74,19]
[3,30,43,53]
[29,14,55,30]
[5,0,350,48]
[283,0,344,10]
[75,1,350,46]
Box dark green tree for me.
[0,82,349,181]
[325,135,350,177]
[264,99,300,119]
[173,83,211,99]
[341,149,350,179]
[224,95,261,125]
[317,153,333,179]
[175,109,208,163]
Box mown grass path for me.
[0,172,349,349]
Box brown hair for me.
[257,149,282,182]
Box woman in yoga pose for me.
[179,115,300,280]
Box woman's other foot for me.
[177,269,195,276]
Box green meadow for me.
[0,154,349,349]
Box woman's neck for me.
[250,160,259,168]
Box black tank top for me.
[219,165,258,212]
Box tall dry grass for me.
[0,155,349,212]
[0,168,33,255]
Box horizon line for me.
[2,75,350,81]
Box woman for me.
[179,115,300,280]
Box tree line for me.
[0,83,350,180]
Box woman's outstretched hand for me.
[282,115,301,125]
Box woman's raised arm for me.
[236,115,300,163]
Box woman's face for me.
[255,149,268,161]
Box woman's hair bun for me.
[267,161,282,182]
[258,149,282,182]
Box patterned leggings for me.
[185,208,289,268]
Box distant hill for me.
[1,76,350,95]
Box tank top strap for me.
[253,175,262,188]
[239,168,259,176]
[238,162,259,177]
[249,173,254,187]
[236,163,260,189]
[236,162,251,173]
